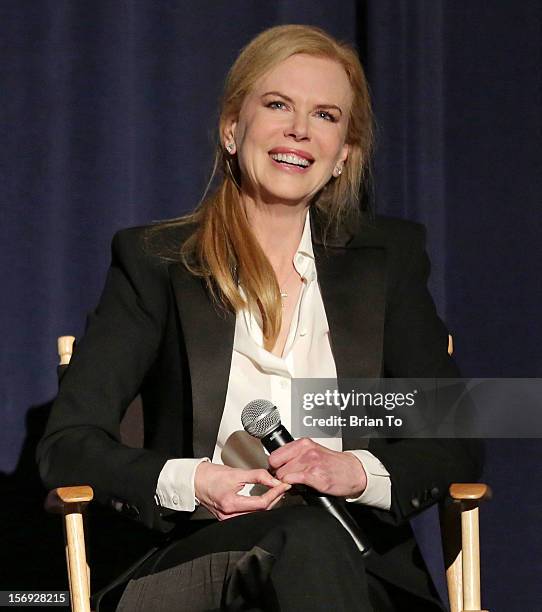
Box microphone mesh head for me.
[241,399,280,438]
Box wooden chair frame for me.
[47,336,491,612]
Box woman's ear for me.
[332,144,350,177]
[222,117,238,154]
[339,143,349,165]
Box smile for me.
[269,152,313,170]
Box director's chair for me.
[46,335,491,612]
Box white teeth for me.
[270,152,311,167]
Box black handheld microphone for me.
[241,399,371,556]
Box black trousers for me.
[115,506,442,612]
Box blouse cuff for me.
[155,457,210,512]
[344,450,391,510]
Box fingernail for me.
[271,477,282,486]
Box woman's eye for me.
[267,101,287,110]
[316,110,337,122]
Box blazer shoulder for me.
[112,221,196,269]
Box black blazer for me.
[37,212,482,602]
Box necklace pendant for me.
[280,291,288,298]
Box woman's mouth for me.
[269,152,314,172]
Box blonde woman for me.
[38,25,481,611]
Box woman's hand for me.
[194,462,291,520]
[268,438,367,499]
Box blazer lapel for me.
[311,211,387,381]
[169,264,235,458]
[314,244,386,381]
[311,214,387,450]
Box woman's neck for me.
[243,198,308,270]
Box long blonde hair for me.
[155,25,373,351]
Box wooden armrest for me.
[449,483,492,502]
[45,486,94,514]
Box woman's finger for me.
[274,455,314,481]
[257,482,292,506]
[219,482,291,514]
[239,468,284,488]
[268,438,315,469]
[280,470,319,489]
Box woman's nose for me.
[284,112,310,141]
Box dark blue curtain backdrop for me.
[2,1,540,608]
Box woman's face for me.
[224,53,353,208]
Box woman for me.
[38,25,481,611]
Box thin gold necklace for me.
[279,264,299,299]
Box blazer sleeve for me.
[37,228,178,532]
[368,223,484,524]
